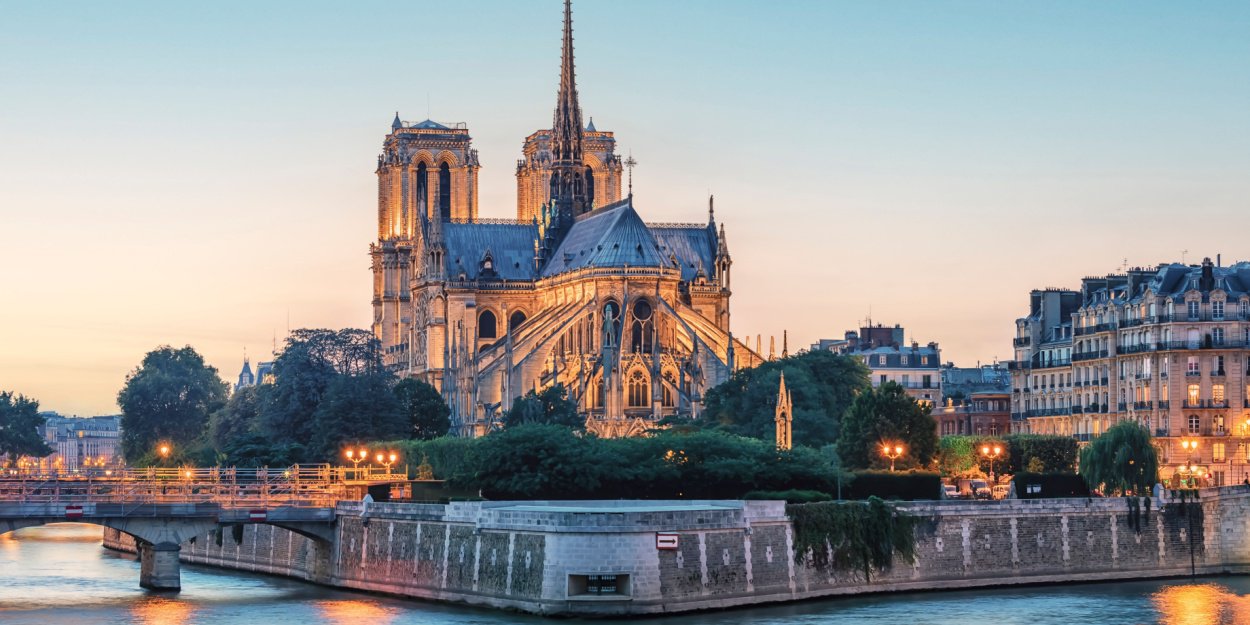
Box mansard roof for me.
[542,198,668,277]
[443,221,539,280]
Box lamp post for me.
[376,452,398,475]
[981,444,1003,481]
[881,444,904,472]
[1180,438,1200,487]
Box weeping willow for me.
[786,497,917,582]
[1079,421,1159,496]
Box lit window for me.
[1187,384,1200,405]
[1214,442,1226,462]
[1213,384,1225,404]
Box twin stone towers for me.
[370,1,753,437]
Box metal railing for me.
[0,465,405,510]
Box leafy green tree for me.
[1079,421,1159,496]
[503,383,582,430]
[836,382,938,470]
[309,373,406,461]
[471,424,602,498]
[258,328,389,454]
[117,346,227,464]
[698,350,869,447]
[1005,435,1079,474]
[0,391,53,465]
[208,385,263,450]
[394,378,451,440]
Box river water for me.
[1,524,1248,625]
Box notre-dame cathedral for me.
[370,1,757,437]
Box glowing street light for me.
[881,444,904,472]
[377,452,398,474]
[981,444,1003,481]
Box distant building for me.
[234,356,275,392]
[934,363,1011,436]
[1011,257,1250,486]
[33,414,123,471]
[812,323,942,406]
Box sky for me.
[2,1,1248,416]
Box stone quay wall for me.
[102,487,1250,616]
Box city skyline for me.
[3,0,1249,416]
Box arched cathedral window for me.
[631,299,653,353]
[438,162,452,221]
[478,310,497,339]
[585,165,595,207]
[416,162,428,211]
[628,370,649,408]
[509,310,528,333]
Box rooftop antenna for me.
[426,92,430,120]
[624,152,637,197]
[1182,249,1189,264]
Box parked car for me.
[943,484,959,499]
[970,480,992,500]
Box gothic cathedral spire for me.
[775,372,793,451]
[548,0,589,220]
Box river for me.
[1,523,1248,624]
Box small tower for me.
[775,372,793,451]
[235,356,255,392]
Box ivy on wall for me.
[786,497,918,582]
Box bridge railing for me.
[0,464,396,508]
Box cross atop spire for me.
[551,0,584,168]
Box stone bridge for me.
[0,465,401,590]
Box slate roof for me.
[434,197,719,283]
[542,199,668,277]
[443,222,539,280]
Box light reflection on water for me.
[0,523,1248,624]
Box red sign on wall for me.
[64,505,83,519]
[248,509,267,522]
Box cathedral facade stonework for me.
[370,1,755,437]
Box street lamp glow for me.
[881,444,905,472]
[158,444,171,458]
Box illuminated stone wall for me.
[103,488,1250,616]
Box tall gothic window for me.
[628,371,649,407]
[438,162,452,221]
[585,165,595,206]
[509,311,528,333]
[478,310,497,339]
[416,162,428,212]
[631,299,653,353]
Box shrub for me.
[1004,435,1078,474]
[744,490,833,503]
[845,471,941,501]
[1011,472,1090,499]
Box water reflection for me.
[3,524,1250,625]
[130,596,196,625]
[1153,583,1250,625]
[315,599,396,625]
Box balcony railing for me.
[1182,399,1230,409]
[1073,349,1110,362]
[1013,337,1031,347]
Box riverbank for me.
[103,487,1250,616]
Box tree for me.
[1079,421,1159,496]
[309,373,406,461]
[117,346,227,464]
[258,328,389,453]
[208,385,263,450]
[836,382,938,470]
[394,378,451,440]
[698,350,869,447]
[0,391,53,465]
[503,383,582,430]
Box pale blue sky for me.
[2,1,1248,415]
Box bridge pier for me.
[138,541,182,591]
